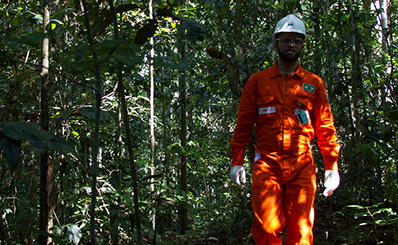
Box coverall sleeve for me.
[312,81,340,171]
[230,78,258,166]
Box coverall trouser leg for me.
[251,153,316,245]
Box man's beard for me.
[277,46,302,63]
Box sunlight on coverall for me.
[230,62,340,245]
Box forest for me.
[0,0,397,244]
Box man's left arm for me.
[312,80,341,196]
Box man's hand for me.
[323,170,340,197]
[230,165,246,189]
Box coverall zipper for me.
[281,73,290,179]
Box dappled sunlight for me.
[1,1,396,244]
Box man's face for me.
[275,32,305,63]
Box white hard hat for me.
[274,14,306,38]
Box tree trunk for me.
[212,1,249,103]
[212,0,255,162]
[81,1,103,244]
[233,0,249,81]
[107,2,121,244]
[155,63,171,241]
[149,0,157,240]
[116,71,144,245]
[149,0,155,173]
[179,11,188,233]
[213,12,240,101]
[107,0,143,244]
[312,0,322,76]
[39,1,54,244]
[349,2,364,192]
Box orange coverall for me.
[230,62,340,244]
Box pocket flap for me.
[298,93,314,110]
[256,96,274,106]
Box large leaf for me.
[65,224,82,245]
[134,19,157,45]
[14,32,46,48]
[77,107,108,121]
[177,18,205,43]
[0,134,21,170]
[0,122,72,155]
[5,227,65,244]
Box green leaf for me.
[28,12,43,24]
[13,17,19,26]
[25,132,46,154]
[346,205,366,209]
[0,122,72,155]
[5,227,65,244]
[374,64,386,74]
[77,107,108,121]
[389,110,398,121]
[0,123,25,141]
[51,226,62,236]
[18,32,46,47]
[177,18,206,43]
[60,110,73,120]
[134,19,157,45]
[0,135,20,170]
[49,19,63,27]
[65,224,82,245]
[154,60,188,71]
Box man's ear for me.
[273,41,278,51]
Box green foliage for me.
[52,223,82,244]
[0,122,72,155]
[0,122,72,170]
[343,203,398,244]
[5,227,67,244]
[0,134,21,170]
[177,18,206,43]
[0,0,397,244]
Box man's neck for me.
[277,58,299,75]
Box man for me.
[230,14,341,244]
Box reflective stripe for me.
[259,106,276,115]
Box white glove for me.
[230,165,246,189]
[323,170,340,197]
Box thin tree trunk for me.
[349,1,364,192]
[379,0,388,51]
[149,0,157,239]
[179,8,188,233]
[312,0,322,76]
[116,69,144,245]
[233,0,248,80]
[212,2,242,103]
[108,2,121,244]
[82,1,102,244]
[116,71,143,245]
[39,1,52,244]
[107,0,143,244]
[350,3,362,134]
[154,62,170,242]
[149,0,155,173]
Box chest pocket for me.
[297,91,314,127]
[257,96,276,124]
[297,91,314,111]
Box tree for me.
[0,0,397,244]
[39,0,52,244]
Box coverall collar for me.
[270,61,305,80]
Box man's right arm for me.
[230,77,258,166]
